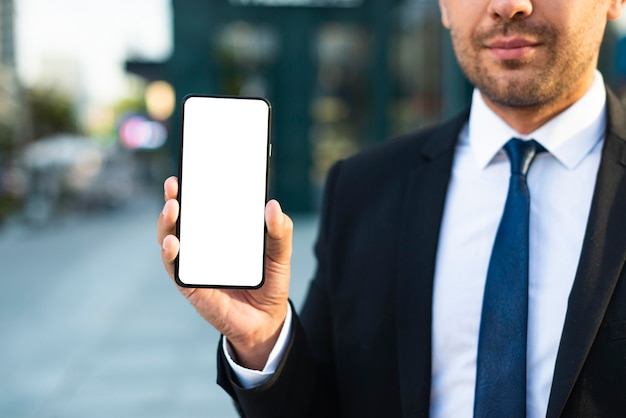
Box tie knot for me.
[504,138,545,176]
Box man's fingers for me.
[157,198,179,245]
[161,234,180,278]
[164,176,178,202]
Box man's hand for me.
[157,176,293,370]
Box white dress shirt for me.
[227,72,608,416]
[430,72,606,418]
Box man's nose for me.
[488,0,533,20]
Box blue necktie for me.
[474,138,544,418]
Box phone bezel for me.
[174,94,272,289]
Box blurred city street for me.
[0,192,318,418]
[1,0,622,416]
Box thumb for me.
[265,199,293,265]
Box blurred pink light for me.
[119,116,167,150]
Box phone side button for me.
[268,143,272,158]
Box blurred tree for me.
[113,95,146,118]
[25,87,80,140]
[0,119,12,152]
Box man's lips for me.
[485,37,541,60]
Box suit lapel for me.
[395,111,468,417]
[547,91,626,418]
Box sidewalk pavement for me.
[0,195,318,418]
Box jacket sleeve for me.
[216,303,339,417]
[215,163,345,418]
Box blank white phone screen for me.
[177,96,270,287]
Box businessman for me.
[158,0,626,416]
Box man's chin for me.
[474,71,549,108]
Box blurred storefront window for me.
[310,23,369,189]
[213,22,279,97]
[391,0,445,134]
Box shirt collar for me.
[467,71,607,170]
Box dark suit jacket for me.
[217,90,626,417]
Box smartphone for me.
[175,95,271,288]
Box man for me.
[158,0,626,416]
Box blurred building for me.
[0,0,19,148]
[0,0,15,69]
[127,0,621,213]
[128,0,465,212]
[0,0,35,152]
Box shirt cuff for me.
[222,302,293,389]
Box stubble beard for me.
[452,21,594,111]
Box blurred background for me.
[1,0,625,417]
